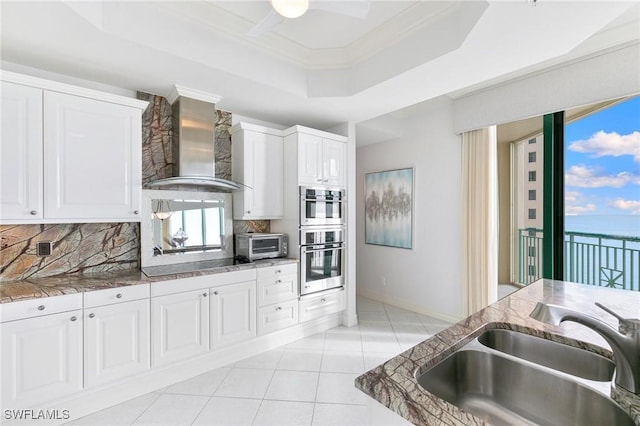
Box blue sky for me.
[565,96,640,215]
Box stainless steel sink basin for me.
[477,329,615,381]
[416,349,634,426]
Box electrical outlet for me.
[36,241,53,257]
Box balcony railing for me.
[517,228,640,291]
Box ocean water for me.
[565,215,640,238]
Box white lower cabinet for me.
[84,299,150,388]
[1,310,83,408]
[299,289,345,323]
[258,299,299,336]
[211,281,256,348]
[151,289,210,367]
[256,264,299,336]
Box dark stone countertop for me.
[0,258,298,303]
[355,279,640,425]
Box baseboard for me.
[356,288,462,324]
[4,314,342,426]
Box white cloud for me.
[568,130,640,163]
[566,204,597,215]
[610,199,640,214]
[565,190,597,215]
[565,165,640,188]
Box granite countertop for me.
[0,258,298,303]
[355,279,640,425]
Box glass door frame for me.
[542,111,565,280]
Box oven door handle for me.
[302,197,343,202]
[303,244,343,252]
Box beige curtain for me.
[462,126,498,316]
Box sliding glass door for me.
[562,97,640,291]
[506,96,639,293]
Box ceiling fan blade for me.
[247,9,284,37]
[310,0,371,20]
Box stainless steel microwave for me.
[235,233,288,260]
[300,187,345,226]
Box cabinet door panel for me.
[211,281,256,348]
[43,91,141,220]
[232,129,283,219]
[84,299,150,388]
[0,82,43,220]
[257,300,298,336]
[152,290,209,367]
[246,132,283,218]
[297,133,323,186]
[322,139,346,188]
[1,310,82,408]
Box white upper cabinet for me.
[0,81,43,220]
[322,138,347,187]
[0,71,148,224]
[289,127,347,188]
[44,91,142,220]
[231,123,284,219]
[297,133,323,186]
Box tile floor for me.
[68,296,452,426]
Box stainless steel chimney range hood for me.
[145,86,246,192]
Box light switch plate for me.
[36,241,53,257]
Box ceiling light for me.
[271,0,309,19]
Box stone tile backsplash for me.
[0,223,139,282]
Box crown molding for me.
[166,85,223,105]
[0,70,148,110]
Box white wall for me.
[356,97,464,322]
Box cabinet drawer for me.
[151,269,256,297]
[257,263,297,281]
[257,275,297,307]
[257,300,298,336]
[299,290,345,323]
[84,284,150,308]
[0,293,82,323]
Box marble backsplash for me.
[0,223,139,282]
[0,92,270,282]
[138,92,173,186]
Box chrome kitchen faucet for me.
[530,302,640,395]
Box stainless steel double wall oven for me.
[299,187,345,296]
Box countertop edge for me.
[0,258,299,304]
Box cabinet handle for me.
[323,179,329,182]
[275,306,282,311]
[246,210,251,214]
[30,210,37,215]
[213,291,219,295]
[70,316,77,322]
[276,270,282,274]
[37,305,45,311]
[321,299,326,303]
[116,293,123,299]
[203,292,208,297]
[276,279,282,284]
[88,313,95,318]
[134,210,140,215]
[316,179,322,182]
